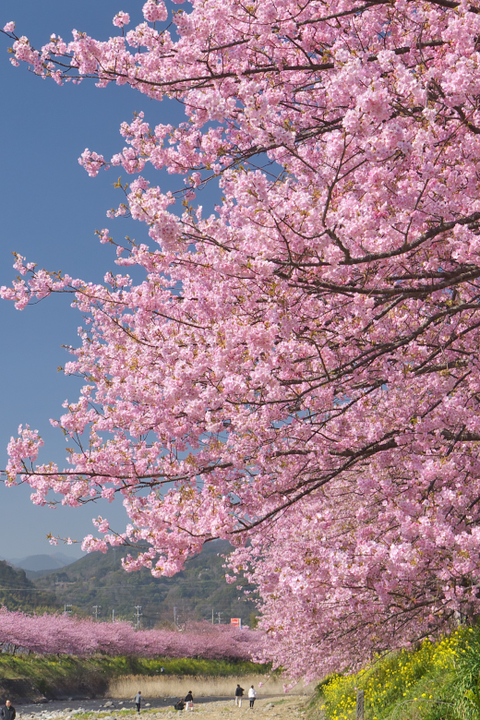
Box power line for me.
[0,584,55,593]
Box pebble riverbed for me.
[14,697,309,720]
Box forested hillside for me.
[0,561,57,612]
[31,541,256,627]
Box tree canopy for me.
[3,0,480,679]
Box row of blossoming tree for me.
[2,0,480,682]
[0,609,259,659]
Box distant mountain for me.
[31,541,257,628]
[8,552,83,573]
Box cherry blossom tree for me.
[3,0,480,679]
[0,608,259,659]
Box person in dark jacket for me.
[184,691,194,711]
[1,700,16,720]
[234,684,245,707]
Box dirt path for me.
[164,696,309,719]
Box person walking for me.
[184,690,194,711]
[234,684,245,707]
[134,691,142,714]
[0,701,16,720]
[248,685,256,709]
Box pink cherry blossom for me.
[112,13,130,28]
[142,1,168,23]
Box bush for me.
[317,625,480,720]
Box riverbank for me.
[0,657,268,705]
[14,696,309,720]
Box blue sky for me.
[0,1,197,559]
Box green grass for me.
[124,656,267,676]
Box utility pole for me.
[92,605,101,621]
[134,605,142,630]
[217,612,223,625]
[211,608,214,625]
[112,609,115,623]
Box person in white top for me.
[248,685,256,709]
